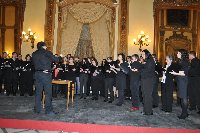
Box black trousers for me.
[0,70,4,93]
[35,72,53,113]
[130,78,140,107]
[152,75,159,106]
[86,75,91,96]
[116,73,126,104]
[161,81,174,112]
[80,73,88,97]
[188,77,200,110]
[125,75,131,98]
[20,71,33,96]
[141,77,155,114]
[176,76,188,116]
[91,77,102,98]
[104,78,114,101]
[4,70,19,95]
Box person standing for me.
[4,52,20,96]
[110,53,128,106]
[91,58,102,100]
[152,54,162,108]
[104,57,115,103]
[141,49,156,115]
[32,42,59,115]
[170,49,189,119]
[161,55,176,112]
[129,54,142,111]
[20,54,34,96]
[188,51,200,114]
[79,58,89,99]
[0,52,7,94]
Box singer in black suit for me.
[170,49,189,119]
[161,55,176,112]
[129,54,143,111]
[188,51,200,114]
[111,53,128,106]
[141,49,156,115]
[104,57,115,103]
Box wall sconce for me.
[133,31,151,52]
[21,28,37,49]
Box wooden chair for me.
[42,80,75,111]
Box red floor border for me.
[0,118,199,133]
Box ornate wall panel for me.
[154,0,200,63]
[118,0,128,55]
[0,0,26,54]
[44,0,56,51]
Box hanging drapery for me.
[90,12,110,62]
[58,1,115,62]
[68,2,107,23]
[75,24,94,58]
[61,13,83,56]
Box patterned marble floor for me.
[0,95,199,130]
[0,128,78,133]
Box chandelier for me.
[133,31,151,52]
[21,28,37,49]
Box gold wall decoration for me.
[44,0,56,51]
[153,0,200,63]
[118,0,128,55]
[0,0,26,54]
[58,0,114,8]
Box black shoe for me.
[13,94,16,96]
[116,103,122,106]
[197,111,200,114]
[46,111,59,116]
[153,105,158,108]
[189,107,196,111]
[80,96,83,99]
[178,114,189,119]
[108,101,113,103]
[143,112,153,116]
[20,94,24,96]
[91,97,95,100]
[104,100,108,102]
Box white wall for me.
[128,0,154,56]
[21,0,46,59]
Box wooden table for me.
[42,80,75,111]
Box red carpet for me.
[0,118,199,133]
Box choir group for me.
[0,49,200,119]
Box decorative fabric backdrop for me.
[75,24,95,58]
[61,13,83,56]
[59,2,114,62]
[68,2,107,23]
[90,12,110,62]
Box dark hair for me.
[69,56,74,60]
[152,54,158,62]
[92,58,98,66]
[82,58,89,64]
[189,51,196,57]
[118,53,125,62]
[12,52,17,55]
[178,49,188,61]
[25,54,31,60]
[107,57,113,61]
[37,41,46,50]
[126,56,132,61]
[132,54,139,61]
[142,49,152,60]
[2,52,7,55]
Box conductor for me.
[32,42,59,115]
